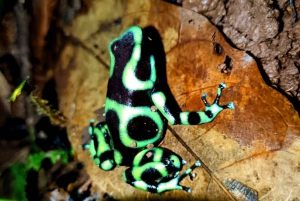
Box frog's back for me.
[106,26,156,107]
[104,26,166,161]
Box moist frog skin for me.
[83,26,234,194]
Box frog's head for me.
[109,26,142,78]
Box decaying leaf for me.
[9,77,68,127]
[52,0,300,200]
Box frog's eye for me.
[111,41,120,52]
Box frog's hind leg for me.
[157,160,201,193]
[84,119,122,171]
[123,148,201,193]
[123,160,201,193]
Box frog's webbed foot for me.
[157,160,201,193]
[199,83,234,121]
[202,82,234,110]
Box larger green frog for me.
[83,26,234,193]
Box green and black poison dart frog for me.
[83,26,234,193]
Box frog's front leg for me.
[123,148,201,193]
[151,82,234,125]
[82,119,122,170]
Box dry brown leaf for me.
[31,0,58,64]
[54,0,300,200]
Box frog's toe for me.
[220,101,235,110]
[177,160,201,182]
[182,186,191,193]
[189,173,197,180]
[219,82,226,89]
[201,93,210,106]
[227,102,235,109]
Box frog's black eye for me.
[171,159,175,163]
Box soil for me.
[181,0,300,109]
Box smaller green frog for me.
[83,26,234,193]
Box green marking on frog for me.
[82,26,234,193]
